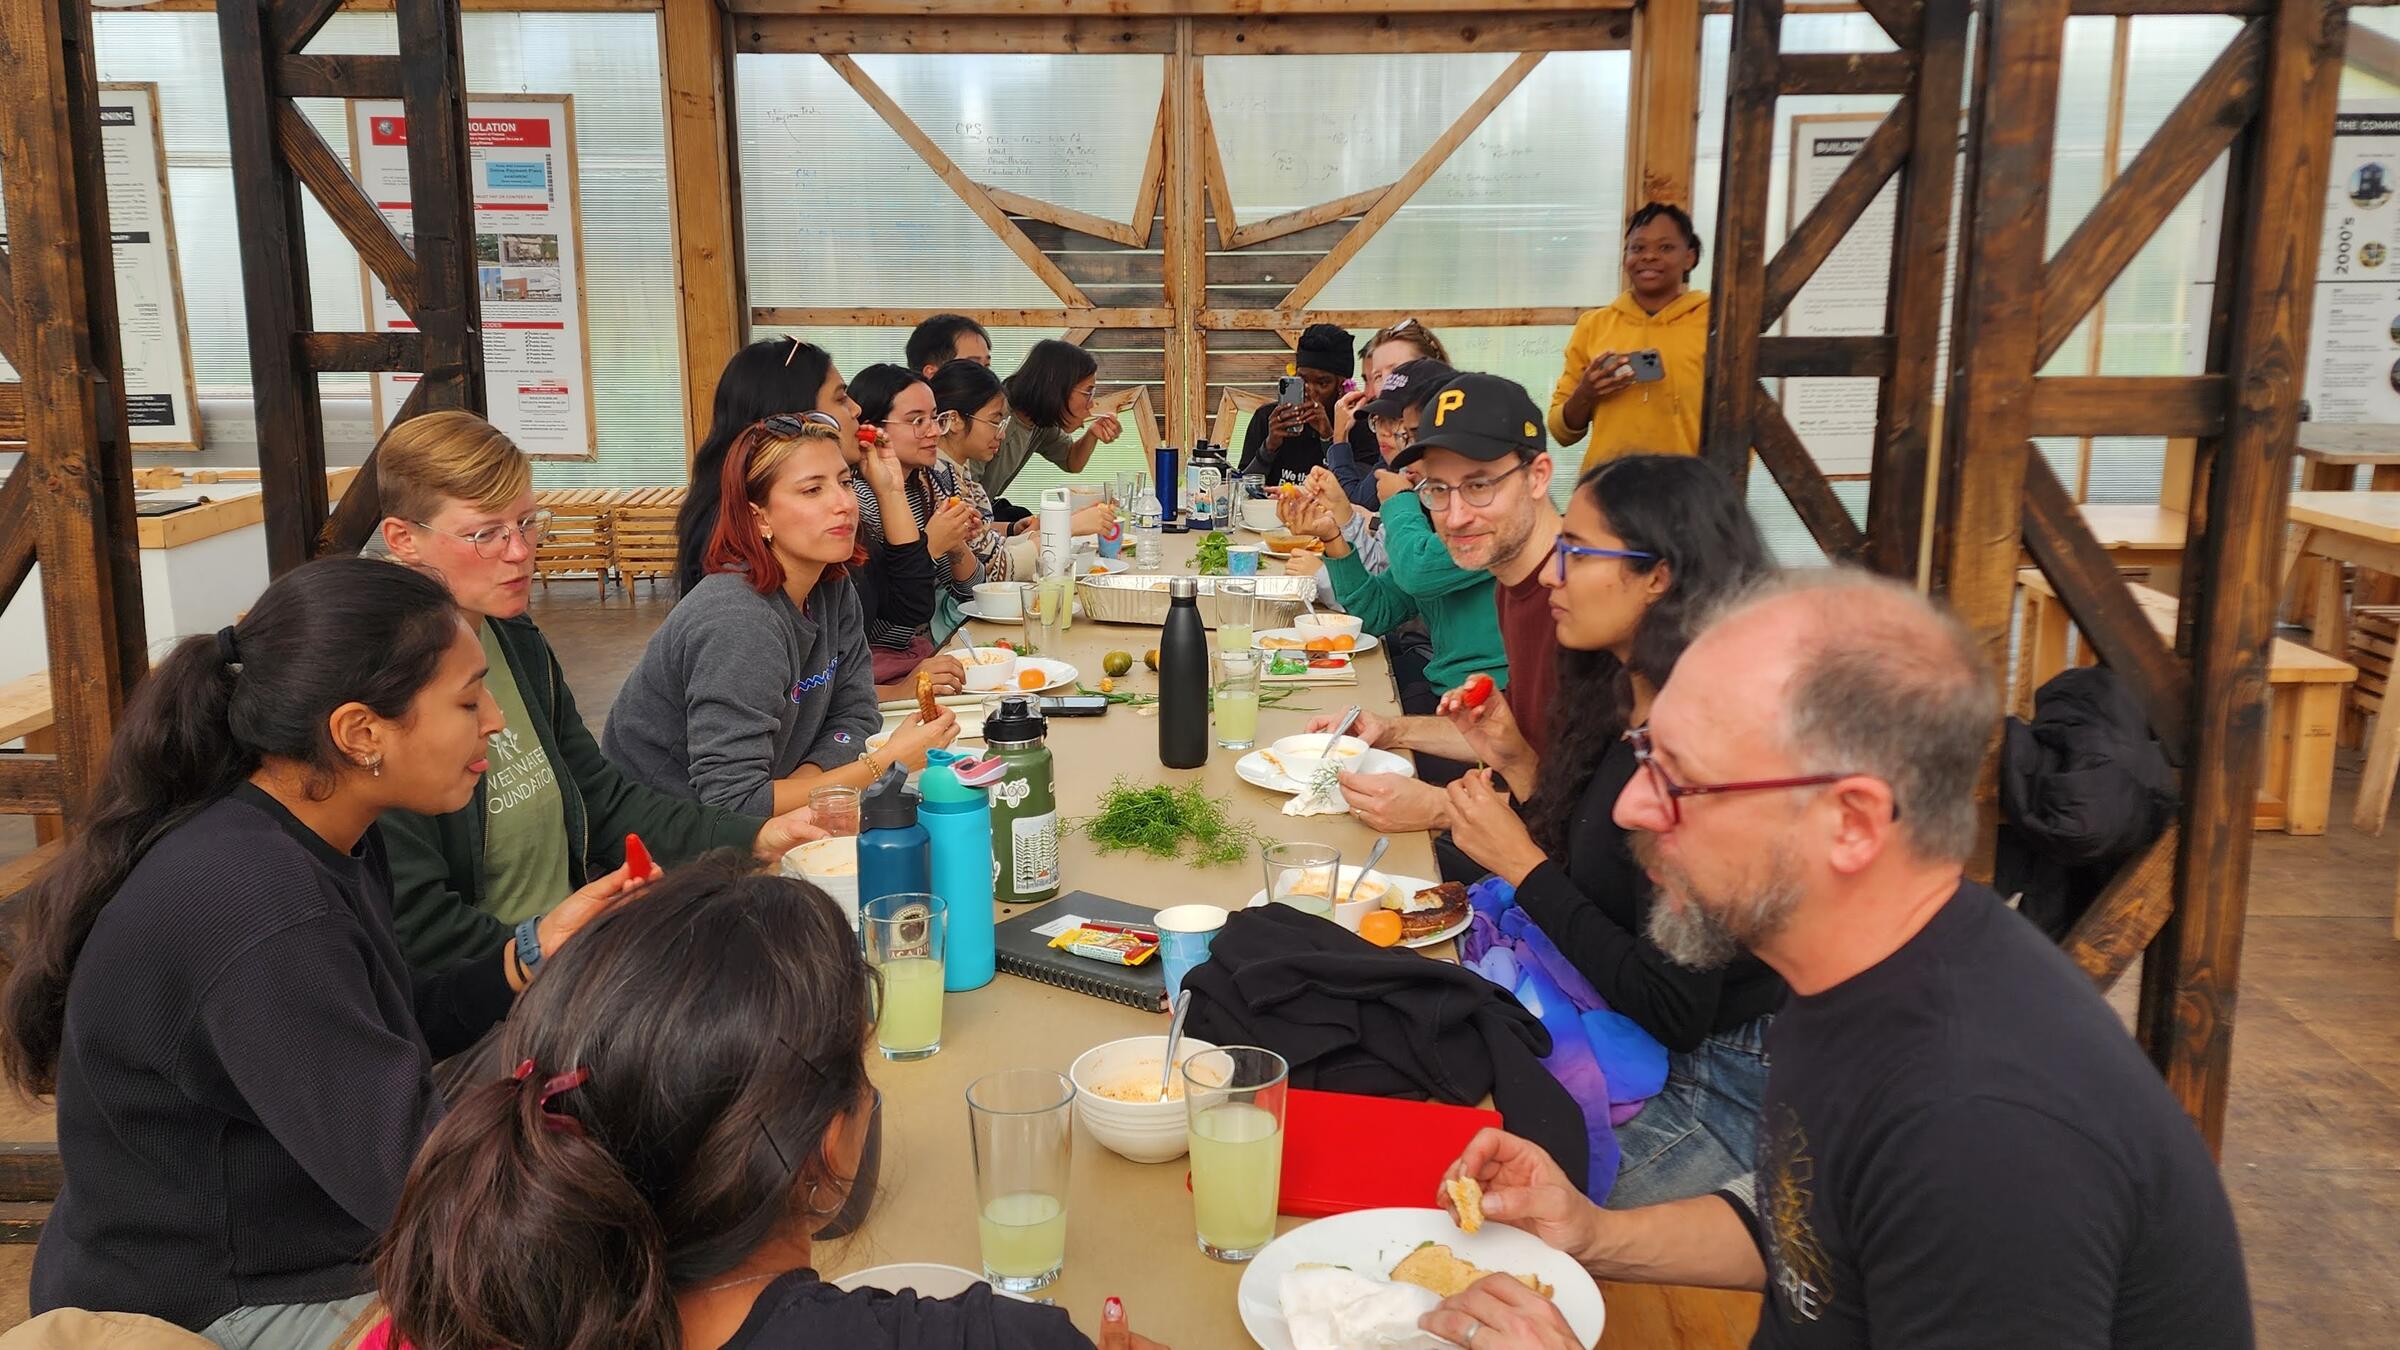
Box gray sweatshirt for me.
[603,571,881,816]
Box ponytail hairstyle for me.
[377,855,878,1350]
[1,557,465,1096]
[1524,456,1774,858]
[704,415,863,596]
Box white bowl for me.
[1275,864,1393,932]
[972,580,1030,619]
[1267,732,1373,781]
[834,1263,1031,1303]
[960,645,1022,692]
[1293,612,1365,642]
[781,836,859,930]
[1068,1034,1221,1164]
[1240,497,1284,531]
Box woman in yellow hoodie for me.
[1548,202,1709,463]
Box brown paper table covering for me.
[820,530,1445,1343]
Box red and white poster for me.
[348,94,595,459]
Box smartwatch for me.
[514,916,544,975]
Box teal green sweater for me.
[383,613,761,971]
[1325,494,1508,694]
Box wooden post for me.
[0,0,147,821]
[393,0,483,418]
[1628,0,1702,211]
[2141,0,2349,1153]
[663,0,744,454]
[1697,0,1781,481]
[1165,32,1206,453]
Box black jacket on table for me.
[1183,902,1590,1191]
[721,1270,1092,1348]
[33,784,516,1329]
[1994,665,2176,939]
[1513,739,1784,1052]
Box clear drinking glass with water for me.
[1184,1046,1289,1262]
[1261,842,1340,919]
[1215,579,1258,652]
[862,893,946,1060]
[967,1068,1076,1293]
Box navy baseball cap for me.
[1357,358,1458,421]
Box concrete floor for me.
[0,580,2395,1344]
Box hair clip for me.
[784,335,804,367]
[510,1058,591,1136]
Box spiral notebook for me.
[993,892,1169,1014]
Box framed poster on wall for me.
[1777,112,1898,480]
[0,82,204,449]
[347,93,597,460]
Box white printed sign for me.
[1778,114,1897,479]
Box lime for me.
[1103,650,1134,677]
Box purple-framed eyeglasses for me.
[1551,535,1657,585]
[1623,726,1885,827]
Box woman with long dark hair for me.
[980,339,1121,498]
[3,557,646,1345]
[376,855,1168,1350]
[849,364,991,670]
[607,417,957,816]
[678,338,866,599]
[1436,454,1783,1208]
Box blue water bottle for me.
[920,749,997,991]
[1156,444,1185,532]
[856,762,931,912]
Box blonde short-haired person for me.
[373,411,822,971]
[1412,572,2249,1350]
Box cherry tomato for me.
[1458,672,1496,709]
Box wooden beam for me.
[1758,334,1892,378]
[0,1143,61,1204]
[1165,24,1204,449]
[982,182,1144,249]
[300,330,426,372]
[274,51,401,99]
[0,756,63,816]
[1779,50,1914,95]
[2142,0,2349,1156]
[393,0,484,424]
[1854,0,1922,48]
[1698,0,1779,479]
[1224,184,1383,250]
[274,102,422,322]
[1194,77,1240,241]
[2061,825,2180,989]
[1276,52,1544,311]
[269,0,349,53]
[0,472,31,613]
[821,53,1094,307]
[2035,19,2266,367]
[1211,386,1271,447]
[2020,456,2192,748]
[737,13,1175,53]
[1201,306,1587,330]
[2350,22,2400,85]
[1863,0,1968,581]
[321,381,426,557]
[1753,394,1866,560]
[0,381,22,443]
[2028,376,2227,438]
[1761,98,1912,329]
[664,0,745,453]
[0,249,16,372]
[724,0,1624,14]
[1128,86,1167,245]
[1627,0,1702,209]
[752,306,1172,328]
[1189,10,1629,54]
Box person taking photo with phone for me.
[1548,202,1710,465]
[1239,322,1354,487]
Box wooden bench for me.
[0,675,58,844]
[611,487,686,594]
[532,488,622,597]
[2015,570,2355,835]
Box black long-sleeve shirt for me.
[34,784,515,1329]
[1513,739,1783,1052]
[1237,405,1331,486]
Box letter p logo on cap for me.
[1433,388,1468,425]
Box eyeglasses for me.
[1414,459,1529,512]
[414,510,552,559]
[879,411,936,432]
[938,409,1006,434]
[1551,536,1657,585]
[1623,726,1873,828]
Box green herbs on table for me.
[1075,777,1264,868]
[1076,682,1314,712]
[1194,531,1231,576]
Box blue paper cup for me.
[1226,545,1260,576]
[1155,904,1230,1002]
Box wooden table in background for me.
[2291,425,2400,622]
[830,532,1758,1349]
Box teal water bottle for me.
[921,749,997,991]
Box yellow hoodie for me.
[1545,289,1710,462]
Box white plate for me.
[1241,874,1468,950]
[1236,1207,1605,1350]
[1080,555,1131,576]
[1235,746,1415,794]
[1011,656,1080,693]
[958,599,1082,624]
[832,1262,1033,1304]
[1260,540,1330,561]
[1254,627,1381,656]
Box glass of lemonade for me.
[1183,1046,1289,1261]
[1214,649,1262,751]
[862,893,946,1061]
[967,1068,1075,1293]
[1215,578,1258,652]
[1261,842,1341,919]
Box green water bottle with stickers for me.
[982,695,1059,905]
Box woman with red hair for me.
[605,416,957,816]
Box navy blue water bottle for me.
[1156,444,1185,532]
[857,762,932,909]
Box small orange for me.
[1018,668,1045,690]
[1357,910,1403,948]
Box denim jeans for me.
[1605,1014,1773,1209]
[202,1292,376,1350]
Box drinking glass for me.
[1119,471,1145,512]
[1183,1046,1289,1261]
[967,1068,1076,1293]
[862,893,946,1060]
[1033,570,1074,655]
[808,785,861,837]
[1215,579,1258,652]
[1214,649,1262,751]
[1261,842,1340,919]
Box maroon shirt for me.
[1495,568,1558,753]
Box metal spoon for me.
[1156,987,1193,1103]
[1346,835,1391,907]
[1326,703,1363,747]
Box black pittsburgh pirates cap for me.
[1389,372,1547,470]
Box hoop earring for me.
[803,1179,846,1218]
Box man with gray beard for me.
[1414,570,2252,1350]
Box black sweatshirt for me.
[723,1270,1093,1348]
[1237,405,1330,486]
[1513,739,1783,1053]
[33,784,516,1329]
